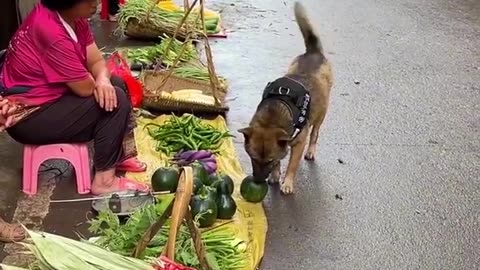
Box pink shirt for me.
[0,3,94,106]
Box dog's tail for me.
[294,2,322,54]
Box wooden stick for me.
[162,167,194,260]
[159,0,199,60]
[185,210,211,270]
[199,0,221,106]
[132,199,174,258]
[145,0,162,23]
[155,32,192,88]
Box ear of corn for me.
[156,0,220,20]
[0,229,155,270]
[158,89,217,105]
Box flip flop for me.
[117,157,147,173]
[117,177,150,193]
[0,218,25,243]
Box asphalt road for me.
[1,0,479,269]
[212,0,480,269]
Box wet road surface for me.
[1,0,479,269]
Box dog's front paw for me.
[267,174,280,185]
[280,181,294,195]
[304,151,315,161]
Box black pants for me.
[108,0,120,15]
[7,77,132,171]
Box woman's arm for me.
[86,42,117,111]
[86,42,110,83]
[43,39,96,97]
[66,76,96,97]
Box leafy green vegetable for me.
[89,195,246,270]
[127,35,198,66]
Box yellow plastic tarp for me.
[126,114,267,270]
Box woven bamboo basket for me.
[125,18,197,41]
[133,167,212,270]
[123,0,201,41]
[140,0,228,114]
[141,70,229,114]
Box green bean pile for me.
[116,0,199,36]
[145,114,233,156]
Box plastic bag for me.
[154,256,196,270]
[106,52,143,107]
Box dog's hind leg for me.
[268,162,281,185]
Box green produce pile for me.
[117,0,195,36]
[89,199,246,270]
[127,35,197,66]
[117,0,219,37]
[188,164,237,228]
[172,66,228,85]
[145,114,233,156]
[150,162,238,228]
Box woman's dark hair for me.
[41,0,85,11]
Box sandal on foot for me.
[116,177,150,193]
[117,157,147,173]
[0,218,25,243]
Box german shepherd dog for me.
[238,2,333,195]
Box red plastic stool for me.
[22,144,91,195]
[100,0,126,20]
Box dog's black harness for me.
[260,76,311,139]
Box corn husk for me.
[1,229,155,270]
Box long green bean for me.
[144,114,233,156]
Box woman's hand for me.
[94,79,117,112]
[0,97,18,132]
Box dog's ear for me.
[238,127,253,142]
[274,128,290,147]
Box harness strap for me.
[260,76,311,139]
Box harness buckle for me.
[278,86,290,95]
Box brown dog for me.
[238,2,333,195]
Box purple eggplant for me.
[202,161,217,175]
[174,150,212,163]
[191,150,213,160]
[198,157,216,164]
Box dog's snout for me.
[253,171,269,181]
[252,161,270,181]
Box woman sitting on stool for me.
[0,0,149,195]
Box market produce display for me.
[117,0,220,38]
[127,35,197,67]
[89,201,246,270]
[240,176,269,203]
[145,114,233,155]
[128,115,268,270]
